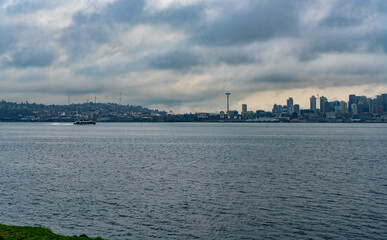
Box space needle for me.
[225,91,231,114]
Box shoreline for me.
[0,120,386,124]
[0,224,107,240]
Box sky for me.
[0,0,387,113]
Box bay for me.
[0,123,386,239]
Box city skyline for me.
[1,1,387,113]
[2,90,387,113]
[1,92,386,123]
[2,92,386,116]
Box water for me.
[0,122,386,240]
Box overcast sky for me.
[1,0,386,113]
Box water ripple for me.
[0,123,386,239]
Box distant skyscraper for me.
[376,95,383,109]
[225,92,231,114]
[310,95,316,112]
[281,105,288,116]
[351,103,358,115]
[242,104,247,113]
[294,104,300,116]
[357,97,368,114]
[382,94,387,111]
[287,97,294,114]
[242,104,247,119]
[320,96,328,113]
[272,104,278,116]
[278,105,283,116]
[339,101,348,113]
[272,104,283,117]
[348,94,358,113]
[368,98,376,114]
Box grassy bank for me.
[0,224,107,240]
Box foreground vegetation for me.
[0,224,107,240]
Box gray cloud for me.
[75,63,135,79]
[319,1,366,28]
[4,48,56,68]
[195,1,302,46]
[4,0,58,14]
[252,73,304,84]
[72,0,145,25]
[148,50,199,70]
[60,25,111,61]
[0,34,16,54]
[0,0,386,111]
[151,4,203,27]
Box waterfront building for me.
[320,96,328,113]
[334,106,341,112]
[256,110,265,118]
[376,106,384,115]
[294,104,300,116]
[376,94,387,112]
[368,98,376,114]
[242,104,247,113]
[281,105,288,116]
[339,101,348,113]
[228,110,238,119]
[348,94,357,113]
[272,104,278,115]
[351,103,358,115]
[272,104,282,117]
[242,104,247,119]
[348,95,368,113]
[310,95,317,112]
[357,96,368,114]
[287,97,294,114]
[219,111,225,119]
[328,101,340,113]
[383,94,387,110]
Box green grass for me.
[0,224,107,240]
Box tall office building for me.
[339,101,348,113]
[225,92,231,114]
[242,104,247,114]
[287,97,294,114]
[320,96,328,113]
[382,94,387,111]
[272,104,278,114]
[241,104,247,119]
[351,104,358,115]
[310,95,317,112]
[294,104,300,116]
[348,94,359,113]
[281,105,288,116]
[368,98,376,114]
[376,95,383,112]
[272,104,281,117]
[278,105,283,116]
[357,97,368,114]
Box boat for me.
[74,120,96,125]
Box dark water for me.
[0,123,386,240]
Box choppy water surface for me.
[0,123,386,239]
